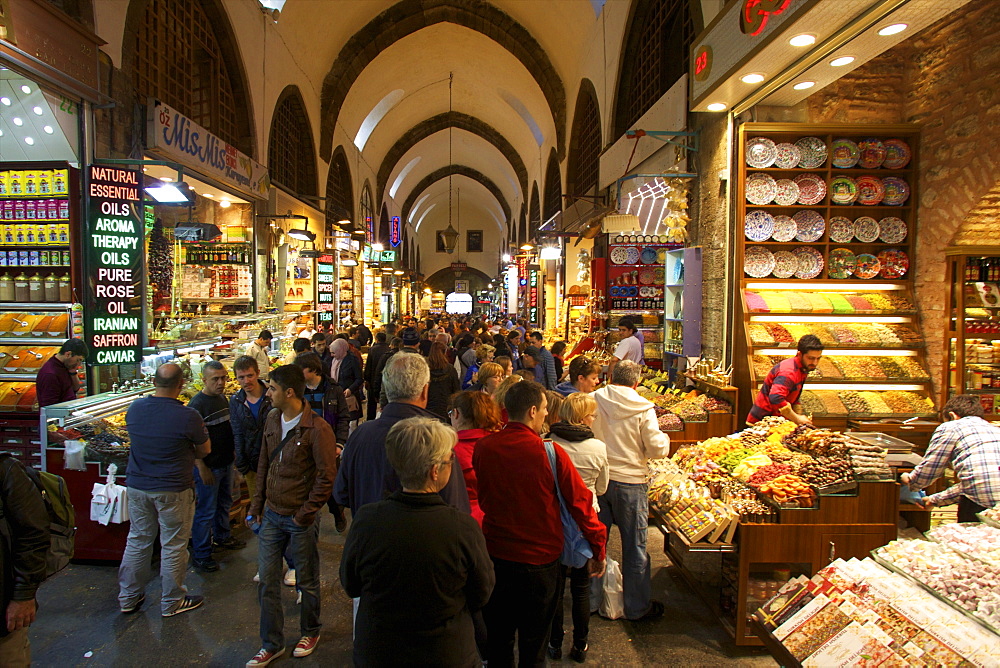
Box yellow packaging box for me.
[57,223,70,244]
[52,170,68,195]
[8,172,24,196]
[23,171,38,196]
[0,171,8,197]
[37,171,53,196]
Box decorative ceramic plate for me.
[609,246,629,265]
[793,210,825,243]
[626,235,636,243]
[831,138,861,168]
[857,138,887,169]
[855,253,881,279]
[794,174,826,205]
[746,172,778,205]
[773,179,800,206]
[771,215,797,242]
[624,246,640,265]
[656,248,668,264]
[630,286,640,297]
[855,176,885,205]
[745,247,776,278]
[795,136,828,168]
[640,247,658,264]
[878,216,907,243]
[793,246,825,279]
[613,235,624,244]
[881,177,910,205]
[772,250,798,279]
[610,286,621,297]
[877,248,909,279]
[745,210,776,241]
[639,268,655,284]
[854,216,880,243]
[883,139,912,169]
[829,216,854,243]
[828,248,857,279]
[774,143,801,169]
[746,137,778,168]
[659,234,669,243]
[654,267,665,283]
[829,176,859,205]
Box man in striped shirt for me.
[902,394,1000,522]
[746,334,823,426]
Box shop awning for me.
[539,198,617,237]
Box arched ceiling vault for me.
[403,166,511,233]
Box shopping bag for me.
[600,558,625,619]
[63,440,86,471]
[90,464,129,525]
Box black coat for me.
[341,491,494,668]
[427,365,460,421]
[356,324,373,347]
[0,455,49,638]
[363,342,391,396]
[230,381,274,473]
[334,352,365,404]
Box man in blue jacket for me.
[527,331,558,390]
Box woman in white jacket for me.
[545,392,608,663]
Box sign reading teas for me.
[85,165,144,365]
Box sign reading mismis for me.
[85,165,144,365]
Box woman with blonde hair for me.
[546,392,609,663]
[491,374,521,423]
[462,344,496,389]
[469,362,503,394]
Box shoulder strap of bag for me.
[269,426,298,463]
[544,440,570,514]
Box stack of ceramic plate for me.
[771,215,797,242]
[882,139,911,169]
[881,177,909,205]
[792,247,824,279]
[773,179,799,205]
[854,216,879,242]
[878,217,906,243]
[855,176,885,205]
[794,174,826,205]
[829,176,858,205]
[877,248,909,278]
[774,143,801,168]
[746,172,778,205]
[857,138,887,169]
[772,250,798,278]
[855,253,881,279]
[828,248,857,279]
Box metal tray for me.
[848,431,915,453]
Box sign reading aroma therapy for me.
[85,165,143,365]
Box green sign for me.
[85,165,144,365]
[379,250,396,262]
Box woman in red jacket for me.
[447,391,502,526]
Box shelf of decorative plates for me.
[737,281,935,430]
[942,246,1000,420]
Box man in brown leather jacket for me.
[246,365,336,667]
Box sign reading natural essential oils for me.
[85,165,144,365]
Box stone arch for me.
[518,204,527,246]
[528,183,541,236]
[378,112,528,204]
[122,0,256,157]
[379,203,391,247]
[319,0,566,162]
[325,146,355,231]
[543,149,563,224]
[402,166,511,233]
[425,266,492,294]
[567,78,602,198]
[268,85,318,197]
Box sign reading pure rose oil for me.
[85,165,144,365]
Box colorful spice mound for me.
[894,357,928,379]
[827,325,859,344]
[812,357,842,379]
[746,463,791,488]
[859,391,894,414]
[798,392,827,416]
[878,357,906,378]
[748,323,773,345]
[752,354,774,378]
[838,390,868,414]
[764,323,794,343]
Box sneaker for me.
[546,643,562,660]
[283,569,296,586]
[213,536,247,551]
[632,600,664,621]
[296,590,302,605]
[162,595,204,617]
[569,643,588,663]
[252,571,260,583]
[120,594,145,614]
[246,647,285,667]
[192,557,220,572]
[292,635,319,658]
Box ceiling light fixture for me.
[202,193,213,197]
[23,137,34,146]
[520,243,534,251]
[32,106,43,115]
[144,180,197,204]
[353,228,366,235]
[0,97,10,106]
[341,255,358,267]
[439,72,460,255]
[830,56,855,67]
[741,73,765,84]
[706,102,728,112]
[43,125,54,134]
[287,226,316,242]
[12,117,22,126]
[218,199,231,208]
[371,242,384,252]
[789,34,816,47]
[878,23,907,36]
[793,81,816,90]
[20,85,31,94]
[502,253,511,263]
[158,176,172,182]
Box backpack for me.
[0,454,76,578]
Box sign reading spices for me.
[317,253,335,309]
[85,165,144,365]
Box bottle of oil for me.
[44,272,59,302]
[58,273,72,302]
[0,273,13,301]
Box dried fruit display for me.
[870,323,901,344]
[886,324,922,343]
[881,292,915,310]
[855,357,888,379]
[700,396,732,413]
[784,323,813,340]
[826,325,859,344]
[759,292,792,312]
[878,357,906,378]
[838,390,869,414]
[796,455,854,488]
[758,474,815,507]
[859,391,895,414]
[783,426,849,457]
[848,323,883,344]
[844,294,874,311]
[805,293,833,313]
[718,448,755,472]
[812,357,842,379]
[764,323,794,343]
[807,324,837,345]
[894,357,929,379]
[751,354,773,378]
[748,324,773,344]
[799,391,827,415]
[785,292,813,311]
[827,293,854,313]
[746,463,791,488]
[744,290,769,312]
[657,412,684,431]
[862,293,894,310]
[831,356,866,378]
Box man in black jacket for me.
[0,456,49,665]
[363,332,390,421]
[355,321,373,348]
[230,356,273,502]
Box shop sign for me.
[361,245,372,262]
[741,0,792,36]
[146,100,270,201]
[378,250,396,262]
[84,165,144,366]
[505,266,517,315]
[316,254,334,310]
[390,216,401,247]
[528,269,539,325]
[366,216,374,241]
[451,261,467,272]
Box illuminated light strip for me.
[756,348,918,357]
[745,282,904,291]
[806,383,925,391]
[749,315,911,324]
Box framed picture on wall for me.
[467,229,483,252]
[455,279,470,293]
[436,230,446,252]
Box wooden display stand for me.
[664,481,898,646]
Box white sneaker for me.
[283,569,296,586]
[252,572,260,583]
[296,590,302,605]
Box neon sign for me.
[741,0,792,36]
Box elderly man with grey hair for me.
[334,352,470,514]
[590,359,670,622]
[341,417,494,666]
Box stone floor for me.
[30,511,776,667]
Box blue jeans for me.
[594,481,652,619]
[257,508,321,651]
[192,465,233,560]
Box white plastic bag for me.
[63,440,86,471]
[90,464,129,525]
[600,557,625,619]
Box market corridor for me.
[30,515,772,667]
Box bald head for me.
[153,363,185,396]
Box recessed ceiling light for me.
[219,199,231,208]
[830,56,855,67]
[43,125,54,134]
[12,117,23,126]
[741,73,765,84]
[793,81,816,90]
[878,23,907,36]
[20,85,31,94]
[203,193,213,198]
[0,97,9,106]
[0,130,4,137]
[23,137,34,146]
[789,34,816,47]
[707,102,728,112]
[32,106,43,115]
[159,176,172,182]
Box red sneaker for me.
[292,635,320,658]
[246,647,284,667]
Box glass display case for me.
[0,302,76,413]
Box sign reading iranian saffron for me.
[390,216,401,247]
[85,165,144,365]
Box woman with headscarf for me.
[330,338,364,428]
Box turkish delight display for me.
[927,523,1000,566]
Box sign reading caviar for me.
[85,165,144,365]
